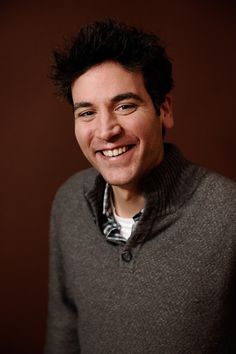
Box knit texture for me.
[45,144,236,354]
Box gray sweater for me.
[45,144,236,354]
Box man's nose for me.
[95,113,122,141]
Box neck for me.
[111,185,145,218]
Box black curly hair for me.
[51,19,174,115]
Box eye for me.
[115,103,137,115]
[75,110,96,121]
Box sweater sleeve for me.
[44,203,80,354]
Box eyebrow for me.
[73,92,144,112]
[111,92,144,103]
[73,101,92,112]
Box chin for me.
[100,172,138,188]
[104,178,130,187]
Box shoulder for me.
[191,167,236,225]
[197,169,236,204]
[52,167,99,210]
[180,167,236,251]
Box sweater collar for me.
[140,143,192,216]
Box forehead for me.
[71,61,149,103]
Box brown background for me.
[1,1,236,353]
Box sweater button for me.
[121,251,132,262]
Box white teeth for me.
[102,146,129,157]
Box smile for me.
[102,146,129,157]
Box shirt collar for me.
[102,183,111,217]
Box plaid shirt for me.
[102,183,143,244]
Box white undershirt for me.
[111,199,134,240]
[113,210,134,240]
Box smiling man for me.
[45,20,236,354]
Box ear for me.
[160,94,174,129]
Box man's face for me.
[72,61,173,190]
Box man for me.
[45,20,236,353]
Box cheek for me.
[132,118,162,144]
[75,124,91,147]
[74,127,81,145]
[74,131,89,158]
